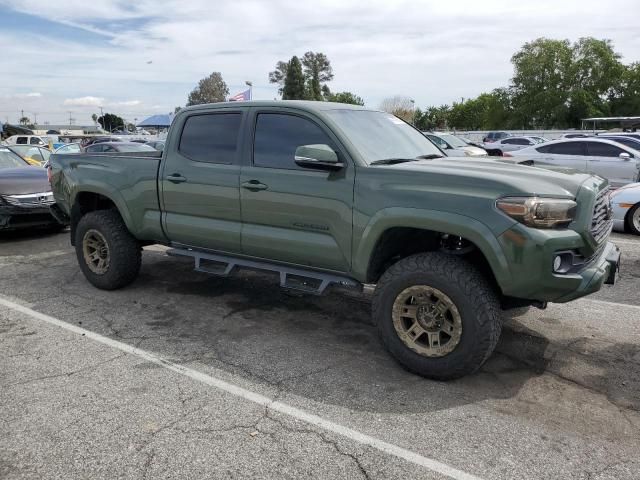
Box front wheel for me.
[625,204,640,235]
[75,210,141,290]
[372,252,502,380]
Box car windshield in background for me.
[9,145,51,163]
[438,134,467,148]
[117,144,157,152]
[0,149,29,169]
[325,110,442,164]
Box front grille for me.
[591,186,613,244]
[3,191,55,208]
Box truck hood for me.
[380,157,594,198]
[0,167,51,195]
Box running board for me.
[166,247,360,295]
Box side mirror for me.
[620,152,631,160]
[294,144,343,171]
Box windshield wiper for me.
[369,158,420,165]
[370,154,445,165]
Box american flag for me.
[229,88,251,102]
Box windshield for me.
[438,134,467,148]
[55,144,81,154]
[9,145,51,162]
[325,110,442,164]
[0,149,29,169]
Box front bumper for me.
[497,224,619,303]
[0,204,62,231]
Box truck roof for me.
[182,100,374,113]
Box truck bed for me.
[49,150,165,242]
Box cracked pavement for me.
[0,229,639,479]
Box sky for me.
[1,0,639,126]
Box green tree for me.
[174,106,182,114]
[301,51,333,100]
[510,37,574,128]
[327,91,365,106]
[19,116,31,126]
[268,60,289,96]
[269,52,334,100]
[187,72,229,106]
[91,113,98,126]
[611,62,640,116]
[282,56,306,100]
[97,113,125,132]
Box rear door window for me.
[179,113,242,164]
[586,141,628,157]
[543,142,586,155]
[16,137,28,144]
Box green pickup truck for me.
[49,101,620,380]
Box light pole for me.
[410,98,416,125]
[245,80,253,100]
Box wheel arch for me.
[353,208,512,290]
[70,188,133,246]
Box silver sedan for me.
[611,182,640,235]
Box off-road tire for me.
[75,210,141,290]
[372,252,502,380]
[625,203,640,235]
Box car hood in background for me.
[0,167,51,195]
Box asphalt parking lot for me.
[1,230,639,480]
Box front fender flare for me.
[352,207,512,289]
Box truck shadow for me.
[127,257,635,415]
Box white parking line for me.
[577,298,640,311]
[0,296,483,480]
[612,240,640,246]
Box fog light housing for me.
[553,255,562,272]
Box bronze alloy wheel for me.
[82,229,111,275]
[391,285,463,357]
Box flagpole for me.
[245,80,253,100]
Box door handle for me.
[241,180,268,191]
[166,173,187,183]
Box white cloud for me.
[110,100,142,107]
[63,96,105,107]
[1,0,639,124]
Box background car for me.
[561,133,591,139]
[0,147,63,231]
[482,131,510,143]
[482,136,546,156]
[146,140,165,151]
[611,183,640,235]
[423,132,487,157]
[596,132,640,141]
[81,136,124,148]
[3,135,49,147]
[84,142,158,153]
[508,138,640,187]
[598,135,640,151]
[7,145,51,166]
[54,143,82,154]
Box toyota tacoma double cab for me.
[49,101,620,380]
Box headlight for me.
[496,197,577,228]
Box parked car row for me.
[0,147,63,231]
[506,138,640,187]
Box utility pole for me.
[33,112,38,126]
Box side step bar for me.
[166,247,360,295]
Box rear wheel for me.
[75,210,141,290]
[625,204,640,235]
[372,252,502,380]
